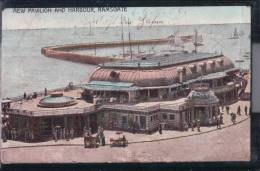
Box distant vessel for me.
[243,51,250,58]
[87,22,94,36]
[228,28,239,39]
[72,26,78,35]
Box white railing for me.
[6,105,95,116]
[102,104,161,112]
[3,84,82,103]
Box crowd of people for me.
[157,104,249,135]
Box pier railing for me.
[5,105,95,117]
[3,84,82,103]
[102,104,161,113]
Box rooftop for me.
[10,89,94,113]
[100,52,222,69]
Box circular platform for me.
[38,93,77,108]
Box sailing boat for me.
[192,29,204,53]
[170,35,185,52]
[72,26,78,35]
[87,22,94,36]
[228,28,239,39]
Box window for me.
[140,116,146,129]
[170,115,175,120]
[122,116,127,124]
[150,116,153,122]
[163,114,167,119]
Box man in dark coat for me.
[158,124,162,134]
[245,105,248,115]
[237,105,241,115]
[226,106,230,114]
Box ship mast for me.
[128,18,133,60]
[194,29,198,54]
[89,22,92,35]
[121,15,125,57]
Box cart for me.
[110,131,128,147]
[84,134,99,148]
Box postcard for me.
[1,6,251,163]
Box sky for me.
[2,6,251,30]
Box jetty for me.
[41,34,197,65]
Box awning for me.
[225,68,240,73]
[83,81,137,91]
[201,72,227,80]
[188,64,195,69]
[177,66,184,71]
[198,62,205,66]
[1,100,12,104]
[207,60,214,64]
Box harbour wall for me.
[41,38,169,65]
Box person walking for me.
[44,88,47,96]
[231,113,236,124]
[220,113,224,125]
[237,105,241,116]
[158,123,162,134]
[191,120,194,131]
[70,128,74,139]
[245,105,248,116]
[226,106,230,114]
[217,114,221,129]
[196,119,200,132]
[53,128,58,142]
[216,115,219,129]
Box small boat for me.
[228,28,239,39]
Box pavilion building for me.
[1,52,245,142]
[83,52,241,105]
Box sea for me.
[1,24,251,98]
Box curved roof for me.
[89,53,235,87]
[38,93,77,108]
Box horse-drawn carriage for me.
[110,131,128,147]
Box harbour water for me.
[2,23,250,98]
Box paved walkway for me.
[1,117,250,163]
[2,100,250,149]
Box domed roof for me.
[187,88,219,105]
[89,54,234,87]
[38,92,77,108]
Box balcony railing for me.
[102,104,161,113]
[6,105,96,117]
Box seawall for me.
[41,38,170,65]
